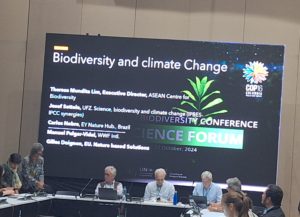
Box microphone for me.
[80,178,94,197]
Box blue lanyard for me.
[203,186,211,197]
[157,186,162,197]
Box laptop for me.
[98,188,118,200]
[189,195,208,208]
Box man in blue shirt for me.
[192,171,222,204]
[144,168,175,202]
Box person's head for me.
[261,184,283,208]
[30,143,44,161]
[201,171,213,188]
[222,191,250,217]
[154,168,166,187]
[8,153,22,170]
[104,166,117,184]
[226,177,242,193]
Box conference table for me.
[0,194,226,217]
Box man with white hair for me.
[144,168,175,202]
[226,177,242,192]
[21,143,45,192]
[95,166,123,196]
[192,171,222,203]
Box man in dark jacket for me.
[0,165,15,196]
[1,153,23,194]
[261,184,285,217]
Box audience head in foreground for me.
[208,177,242,212]
[222,191,251,217]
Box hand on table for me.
[36,181,45,190]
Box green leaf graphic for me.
[200,91,220,103]
[181,90,196,101]
[173,107,189,113]
[200,76,208,93]
[180,101,198,111]
[203,110,228,117]
[175,76,228,121]
[202,80,214,97]
[188,79,199,97]
[202,98,223,111]
[195,76,202,98]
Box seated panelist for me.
[21,143,46,193]
[0,165,15,196]
[193,171,222,204]
[1,153,23,194]
[144,168,175,202]
[95,166,123,197]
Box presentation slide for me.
[39,33,284,187]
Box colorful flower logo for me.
[243,61,269,84]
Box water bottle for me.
[123,186,127,201]
[173,191,178,205]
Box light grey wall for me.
[0,0,29,162]
[0,1,299,216]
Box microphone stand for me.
[79,178,94,198]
